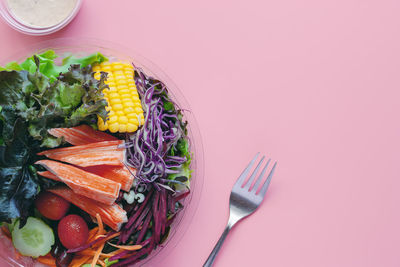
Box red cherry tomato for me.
[34,191,70,220]
[58,215,89,249]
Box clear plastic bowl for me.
[0,38,204,266]
[0,0,82,35]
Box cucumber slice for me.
[11,217,55,258]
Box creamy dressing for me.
[7,0,78,28]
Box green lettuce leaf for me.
[1,50,107,82]
[167,138,192,190]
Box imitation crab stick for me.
[37,140,124,167]
[36,160,121,205]
[83,165,135,192]
[49,187,127,231]
[37,170,60,182]
[39,165,135,192]
[48,125,118,146]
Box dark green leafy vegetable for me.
[0,120,39,223]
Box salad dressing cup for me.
[0,0,82,35]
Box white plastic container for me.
[0,0,82,35]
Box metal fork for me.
[203,153,277,267]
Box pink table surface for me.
[1,0,400,266]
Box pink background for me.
[1,0,400,266]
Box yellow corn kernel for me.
[108,115,118,123]
[116,111,125,116]
[110,99,122,105]
[112,63,124,71]
[123,102,134,108]
[108,87,118,93]
[93,66,101,72]
[112,103,124,111]
[116,80,128,86]
[124,107,134,114]
[97,117,107,131]
[127,123,138,132]
[108,93,120,99]
[108,123,119,133]
[131,95,140,102]
[117,84,129,90]
[119,124,127,133]
[118,116,128,124]
[124,69,134,74]
[118,89,130,95]
[129,117,138,124]
[127,113,137,119]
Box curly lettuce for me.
[0,50,107,82]
[0,55,108,147]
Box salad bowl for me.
[0,38,204,266]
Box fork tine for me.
[258,162,277,196]
[251,158,271,193]
[234,153,260,188]
[243,156,265,190]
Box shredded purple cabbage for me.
[123,68,188,189]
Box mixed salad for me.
[0,50,192,267]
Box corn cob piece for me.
[93,62,145,133]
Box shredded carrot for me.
[77,249,97,256]
[91,232,121,247]
[100,248,125,257]
[37,255,56,266]
[14,250,22,260]
[96,213,104,235]
[88,227,99,241]
[103,232,120,241]
[107,242,142,251]
[1,225,11,239]
[71,256,92,267]
[91,243,104,267]
[98,259,106,267]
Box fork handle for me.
[203,225,232,267]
